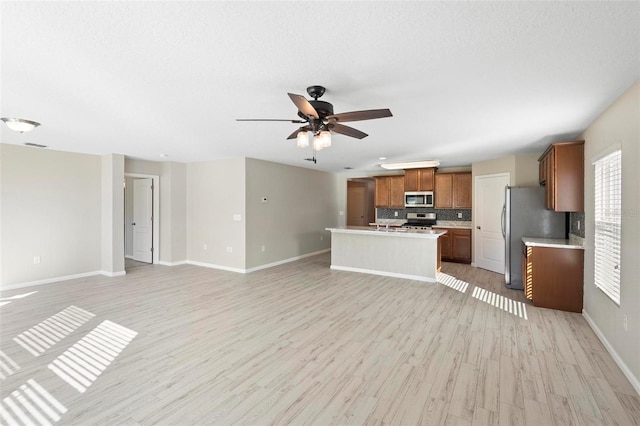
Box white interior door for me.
[474,173,510,273]
[133,178,153,263]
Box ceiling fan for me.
[237,85,392,163]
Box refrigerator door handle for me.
[501,204,506,238]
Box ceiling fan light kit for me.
[1,117,41,133]
[237,85,392,163]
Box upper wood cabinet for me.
[404,168,435,192]
[374,175,405,208]
[538,141,584,212]
[434,172,472,209]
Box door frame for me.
[473,172,510,270]
[125,173,160,264]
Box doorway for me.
[474,173,510,273]
[124,173,160,268]
[347,178,375,226]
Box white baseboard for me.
[1,271,104,291]
[100,270,126,278]
[244,248,331,273]
[156,260,187,267]
[583,309,640,395]
[330,265,437,283]
[186,260,246,274]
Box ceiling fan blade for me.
[236,118,307,123]
[326,108,392,123]
[288,93,319,119]
[286,126,311,140]
[329,123,368,139]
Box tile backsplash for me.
[377,208,471,221]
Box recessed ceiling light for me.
[344,167,353,170]
[160,153,169,158]
[380,160,440,170]
[379,157,387,160]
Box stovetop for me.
[403,212,436,229]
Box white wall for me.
[124,176,135,257]
[100,154,125,275]
[0,144,103,286]
[186,158,246,270]
[581,79,640,388]
[245,158,336,269]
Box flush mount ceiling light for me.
[1,117,41,133]
[380,160,440,170]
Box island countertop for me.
[326,226,447,239]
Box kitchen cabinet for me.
[434,172,472,209]
[404,168,435,192]
[538,141,584,212]
[522,243,584,313]
[374,175,404,208]
[435,228,471,264]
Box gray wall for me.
[245,158,335,269]
[0,144,103,285]
[581,80,639,387]
[186,158,246,270]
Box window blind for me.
[593,149,622,305]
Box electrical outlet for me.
[577,220,581,230]
[457,212,463,219]
[226,246,233,253]
[394,211,398,217]
[233,214,241,221]
[203,244,207,250]
[33,256,41,264]
[339,211,344,216]
[261,245,265,252]
[623,315,628,331]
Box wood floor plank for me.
[0,254,637,425]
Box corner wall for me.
[581,79,640,390]
[245,158,335,269]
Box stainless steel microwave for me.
[405,191,434,208]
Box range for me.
[403,212,437,230]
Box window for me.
[593,148,622,305]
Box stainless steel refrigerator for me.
[502,186,566,290]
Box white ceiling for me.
[1,1,639,173]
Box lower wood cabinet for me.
[436,228,471,264]
[522,243,584,313]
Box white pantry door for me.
[133,178,153,263]
[474,173,510,273]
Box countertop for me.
[327,226,447,239]
[522,237,585,250]
[433,221,473,229]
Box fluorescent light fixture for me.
[380,160,440,170]
[1,117,41,133]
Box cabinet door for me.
[435,174,453,208]
[554,143,584,212]
[389,176,405,208]
[530,246,584,312]
[453,173,472,208]
[452,229,471,263]
[439,231,452,260]
[374,177,390,207]
[404,169,418,192]
[418,168,435,191]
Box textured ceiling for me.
[1,1,639,173]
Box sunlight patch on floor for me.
[437,272,470,293]
[48,321,137,393]
[13,306,95,357]
[0,379,67,425]
[471,286,528,320]
[0,351,21,381]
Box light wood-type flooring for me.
[1,253,638,425]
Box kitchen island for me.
[325,226,447,282]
